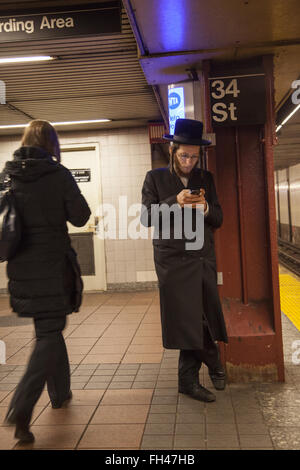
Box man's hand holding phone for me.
[176,188,207,211]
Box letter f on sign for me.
[0,80,6,104]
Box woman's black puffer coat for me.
[1,146,91,319]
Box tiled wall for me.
[0,126,158,291]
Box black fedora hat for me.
[163,118,211,146]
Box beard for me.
[173,154,197,178]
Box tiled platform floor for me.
[0,288,300,450]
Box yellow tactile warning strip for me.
[279,274,300,331]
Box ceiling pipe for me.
[7,103,35,120]
[152,85,169,131]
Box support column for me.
[202,56,285,382]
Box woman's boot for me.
[5,408,35,444]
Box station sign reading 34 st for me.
[209,74,266,126]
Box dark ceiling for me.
[0,0,299,170]
[123,0,300,170]
[0,0,162,134]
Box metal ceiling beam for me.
[137,38,300,61]
[122,0,168,129]
[122,0,148,55]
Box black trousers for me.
[8,316,70,425]
[178,323,221,382]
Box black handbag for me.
[0,174,22,262]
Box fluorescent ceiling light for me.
[0,119,111,129]
[0,124,27,129]
[0,56,55,64]
[52,119,111,125]
[276,103,300,133]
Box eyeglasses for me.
[177,152,199,161]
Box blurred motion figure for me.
[2,120,91,443]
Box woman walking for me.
[3,120,91,443]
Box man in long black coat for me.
[141,119,228,402]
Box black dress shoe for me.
[51,391,73,409]
[179,383,216,402]
[15,425,35,444]
[209,368,226,390]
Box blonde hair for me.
[21,120,61,162]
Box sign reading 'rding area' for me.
[0,1,121,42]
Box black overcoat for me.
[0,146,91,319]
[141,166,228,349]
